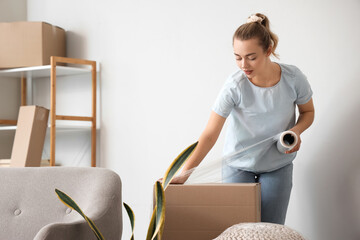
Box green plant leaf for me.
[162,141,198,189]
[146,181,165,240]
[125,142,198,240]
[123,202,135,240]
[146,142,197,240]
[153,181,165,240]
[146,208,156,240]
[55,189,105,240]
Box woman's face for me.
[233,38,270,78]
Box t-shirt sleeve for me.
[294,68,313,105]
[212,80,239,118]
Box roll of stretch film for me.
[276,131,298,153]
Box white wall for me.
[0,0,27,22]
[27,0,360,239]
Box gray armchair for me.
[0,167,122,240]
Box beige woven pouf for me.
[214,222,306,240]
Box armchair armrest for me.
[34,220,96,240]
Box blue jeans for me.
[222,163,293,224]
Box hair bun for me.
[247,14,264,24]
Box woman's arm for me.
[287,98,315,153]
[171,111,226,183]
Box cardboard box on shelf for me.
[8,106,49,167]
[158,183,261,240]
[0,22,66,68]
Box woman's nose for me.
[241,59,248,68]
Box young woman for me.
[173,13,315,224]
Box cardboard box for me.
[0,22,66,68]
[9,106,49,167]
[160,183,261,240]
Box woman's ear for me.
[266,47,272,57]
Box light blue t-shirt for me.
[212,63,313,173]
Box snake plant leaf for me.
[55,189,105,240]
[55,189,85,218]
[146,142,198,240]
[158,219,165,240]
[146,208,156,240]
[146,181,165,240]
[153,181,165,240]
[85,216,104,240]
[123,202,135,240]
[148,142,197,239]
[162,141,198,189]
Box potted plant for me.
[56,141,198,240]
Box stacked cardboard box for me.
[0,106,49,167]
[159,183,261,240]
[0,22,66,68]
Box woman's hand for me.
[157,173,189,185]
[170,174,189,184]
[285,130,301,154]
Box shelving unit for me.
[0,56,97,167]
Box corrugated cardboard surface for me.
[10,106,49,167]
[0,22,66,68]
[162,183,261,240]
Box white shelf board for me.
[0,65,91,78]
[0,126,17,130]
[0,123,93,132]
[49,124,93,132]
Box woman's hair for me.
[233,13,279,58]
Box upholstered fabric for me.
[0,167,122,240]
[214,222,306,240]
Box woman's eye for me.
[236,58,242,61]
[249,58,257,61]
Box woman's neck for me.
[250,61,281,88]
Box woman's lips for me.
[244,70,253,75]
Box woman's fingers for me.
[285,138,301,154]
